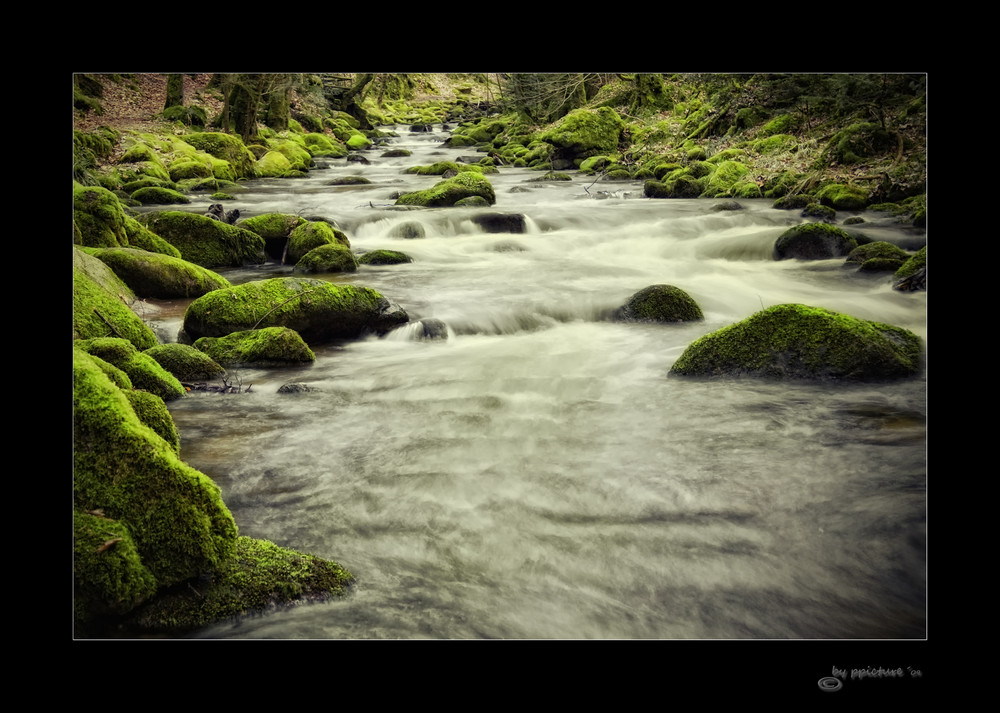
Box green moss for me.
[121,536,353,635]
[124,389,181,453]
[74,184,131,248]
[86,247,232,298]
[773,222,857,260]
[670,304,923,381]
[266,137,314,171]
[615,285,703,323]
[358,250,413,266]
[182,277,408,344]
[701,160,751,198]
[75,337,186,401]
[73,348,238,588]
[74,510,158,633]
[238,212,307,239]
[137,211,265,268]
[73,267,158,350]
[895,245,926,278]
[143,343,226,382]
[816,182,869,210]
[180,132,258,179]
[287,221,351,264]
[396,171,496,207]
[845,241,911,264]
[539,107,625,156]
[194,326,315,367]
[293,243,359,273]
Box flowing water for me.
[156,124,926,639]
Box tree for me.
[215,74,297,143]
[164,74,184,110]
[499,73,598,124]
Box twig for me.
[251,288,316,330]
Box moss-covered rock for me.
[845,241,911,265]
[182,277,409,344]
[396,171,496,207]
[75,337,186,401]
[73,346,238,592]
[669,304,923,381]
[773,222,858,260]
[700,160,751,198]
[119,536,353,635]
[238,212,307,239]
[816,182,869,210]
[539,107,625,158]
[388,220,426,239]
[895,245,926,279]
[74,246,136,304]
[293,243,358,273]
[137,211,265,268]
[194,326,315,367]
[74,266,158,350]
[256,150,294,177]
[286,221,351,264]
[143,343,226,382]
[84,247,232,298]
[124,389,180,453]
[614,285,704,323]
[131,186,190,206]
[180,132,258,180]
[302,132,348,158]
[357,249,413,265]
[74,184,132,248]
[74,509,158,631]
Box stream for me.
[153,123,926,639]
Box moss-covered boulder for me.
[180,132,258,180]
[669,304,923,381]
[286,221,351,264]
[74,246,135,304]
[73,347,238,608]
[845,241,911,265]
[194,326,315,367]
[74,266,158,350]
[123,389,180,453]
[74,348,354,637]
[539,107,625,159]
[357,249,413,265]
[816,182,869,211]
[293,243,358,273]
[614,285,704,323]
[75,337,186,401]
[131,186,190,205]
[182,277,409,344]
[302,132,348,158]
[773,222,858,260]
[238,212,308,239]
[143,343,226,382]
[700,160,751,198]
[137,211,266,268]
[396,171,496,207]
[118,536,353,635]
[74,184,181,257]
[84,247,232,298]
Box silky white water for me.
[159,124,926,639]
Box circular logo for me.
[817,677,843,692]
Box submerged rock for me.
[669,304,923,381]
[471,212,527,233]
